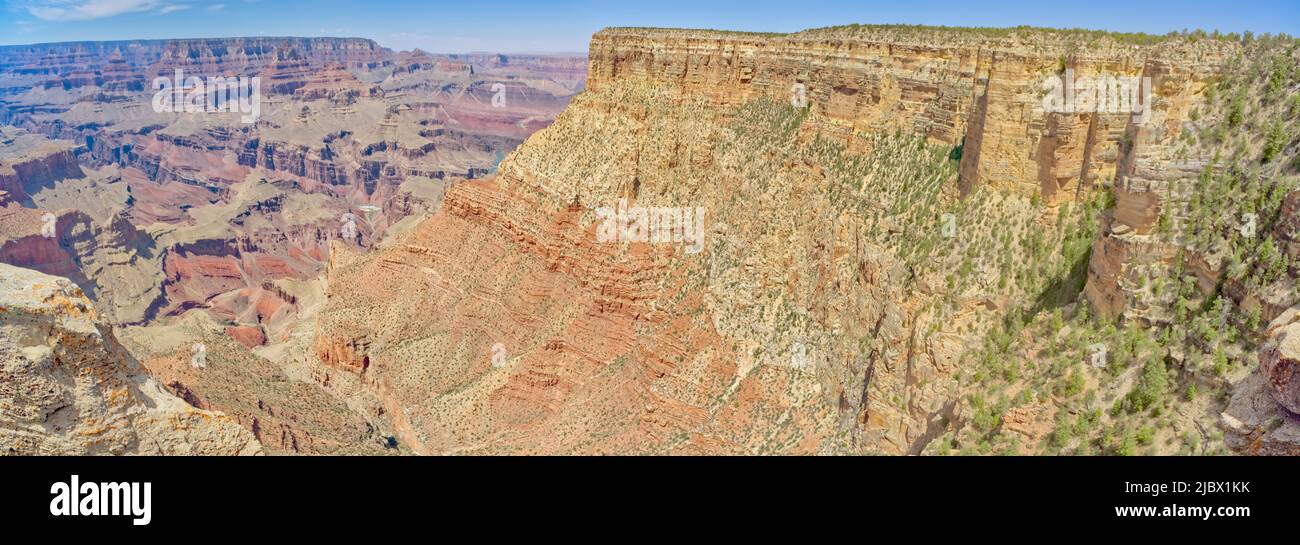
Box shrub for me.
[1262,121,1286,162]
[1213,348,1230,376]
[1136,425,1156,446]
[1116,430,1137,456]
[1127,357,1169,412]
[1228,94,1246,128]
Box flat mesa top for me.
[595,24,1254,56]
[0,129,77,165]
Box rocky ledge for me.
[0,263,262,455]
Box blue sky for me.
[2,0,1298,52]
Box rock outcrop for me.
[1222,308,1300,455]
[0,263,262,455]
[121,311,396,455]
[1221,370,1300,455]
[1259,309,1300,414]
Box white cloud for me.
[20,1,194,21]
[206,3,223,11]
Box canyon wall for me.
[0,37,388,83]
[587,27,1234,200]
[1083,62,1300,329]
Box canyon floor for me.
[2,26,1299,455]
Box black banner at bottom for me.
[0,455,1286,536]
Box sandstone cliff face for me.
[1083,39,1299,329]
[0,263,262,455]
[1066,38,1300,455]
[588,27,1234,200]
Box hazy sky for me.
[2,0,1298,52]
